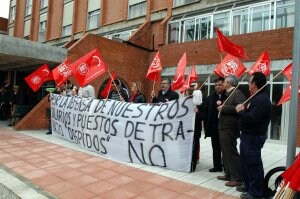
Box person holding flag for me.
[217,75,245,187]
[235,72,271,199]
[151,78,179,103]
[108,79,129,102]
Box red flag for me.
[180,65,198,94]
[146,51,162,81]
[216,27,248,59]
[100,72,116,98]
[172,52,187,90]
[277,84,300,106]
[282,154,300,183]
[70,48,108,87]
[52,58,71,87]
[282,63,292,81]
[213,54,247,78]
[25,64,53,92]
[248,50,271,76]
[289,166,300,191]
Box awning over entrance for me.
[0,35,67,71]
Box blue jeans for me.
[240,133,266,198]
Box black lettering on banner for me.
[107,100,122,116]
[175,121,185,141]
[52,121,64,136]
[122,103,133,118]
[153,103,168,121]
[94,100,105,113]
[86,133,92,148]
[100,137,107,154]
[162,123,173,142]
[93,115,101,130]
[149,123,162,143]
[111,119,119,136]
[77,114,83,128]
[114,102,127,117]
[93,135,100,151]
[87,115,95,130]
[145,105,157,120]
[124,121,134,138]
[128,140,146,164]
[149,145,166,167]
[104,118,111,134]
[132,104,146,118]
[167,100,179,119]
[77,130,84,147]
[100,100,107,114]
[177,97,190,118]
[134,122,146,141]
[59,97,69,108]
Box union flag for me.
[213,54,246,78]
[146,51,162,81]
[282,63,292,81]
[180,65,198,94]
[100,72,116,99]
[52,58,71,87]
[248,50,270,76]
[172,52,187,90]
[25,64,53,92]
[70,48,108,87]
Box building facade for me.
[6,0,299,146]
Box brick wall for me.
[0,17,8,32]
[159,28,294,66]
[73,0,88,34]
[46,0,64,41]
[102,0,128,25]
[30,0,41,41]
[15,95,50,131]
[14,0,26,38]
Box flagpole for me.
[242,69,284,105]
[221,73,248,108]
[107,69,122,99]
[219,53,223,62]
[151,74,156,100]
[199,73,213,90]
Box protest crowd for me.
[6,28,296,199]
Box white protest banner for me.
[50,94,195,172]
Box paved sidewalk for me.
[0,121,295,199]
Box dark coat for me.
[238,91,271,135]
[205,91,226,138]
[218,88,246,137]
[108,88,129,102]
[195,94,208,138]
[152,89,179,103]
[132,93,146,103]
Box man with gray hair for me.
[151,78,179,103]
[216,75,246,187]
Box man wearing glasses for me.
[151,78,179,103]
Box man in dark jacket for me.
[108,79,129,102]
[206,77,226,172]
[236,72,271,199]
[151,78,179,103]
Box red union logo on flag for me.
[256,60,269,73]
[78,63,89,75]
[222,58,239,76]
[58,64,71,77]
[151,57,161,71]
[31,75,41,85]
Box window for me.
[232,9,249,35]
[62,25,72,36]
[168,22,180,44]
[10,6,15,23]
[183,19,195,42]
[250,4,272,33]
[173,0,197,7]
[214,12,230,36]
[87,9,100,30]
[26,0,32,16]
[276,0,295,28]
[24,19,31,38]
[128,1,146,19]
[196,16,212,40]
[40,0,48,9]
[39,21,47,42]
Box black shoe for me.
[236,185,248,192]
[240,193,263,199]
[209,167,222,172]
[46,131,52,135]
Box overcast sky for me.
[0,0,10,19]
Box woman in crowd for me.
[130,81,146,103]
